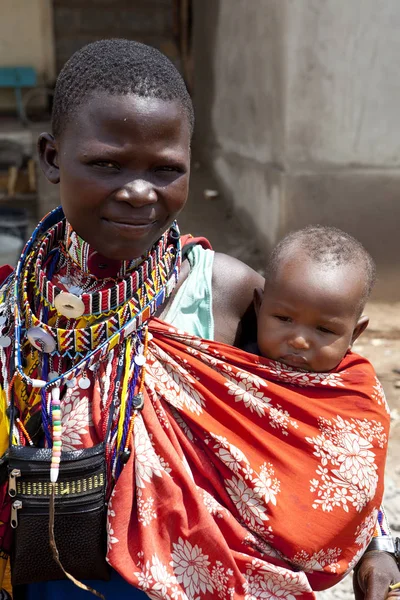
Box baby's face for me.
[256,253,368,372]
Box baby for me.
[253,225,375,372]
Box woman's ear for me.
[38,133,60,184]
[253,287,264,317]
[350,315,369,347]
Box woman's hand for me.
[353,551,400,599]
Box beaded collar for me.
[64,221,143,279]
[35,219,175,316]
[11,206,181,389]
[0,205,182,486]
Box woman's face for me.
[40,92,191,260]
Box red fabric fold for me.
[106,318,390,598]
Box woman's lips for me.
[102,218,157,236]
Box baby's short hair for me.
[266,225,376,311]
[52,38,194,138]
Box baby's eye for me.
[91,161,119,170]
[154,165,184,174]
[274,315,292,323]
[317,326,335,334]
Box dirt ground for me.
[184,162,400,599]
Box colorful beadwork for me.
[1,206,181,484]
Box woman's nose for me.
[288,332,310,350]
[115,179,157,205]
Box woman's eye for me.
[155,165,183,174]
[274,315,291,323]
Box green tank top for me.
[164,245,214,341]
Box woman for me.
[0,39,397,599]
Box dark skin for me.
[254,252,369,372]
[38,91,398,597]
[38,92,263,346]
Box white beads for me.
[31,379,47,388]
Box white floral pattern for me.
[103,322,389,598]
[225,380,271,417]
[61,388,92,450]
[306,416,385,512]
[292,547,342,573]
[134,415,165,488]
[137,488,157,526]
[371,377,391,414]
[244,559,312,599]
[147,348,206,415]
[259,361,346,388]
[171,538,215,598]
[268,405,299,436]
[226,476,270,529]
[106,490,119,555]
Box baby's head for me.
[39,39,194,261]
[255,226,376,372]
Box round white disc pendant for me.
[0,335,11,348]
[134,354,146,367]
[66,377,77,388]
[78,376,91,390]
[0,316,7,326]
[27,327,56,353]
[48,371,59,381]
[54,292,85,319]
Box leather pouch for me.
[8,443,109,586]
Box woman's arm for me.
[354,550,400,599]
[212,252,264,346]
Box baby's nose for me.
[115,179,157,205]
[288,334,310,350]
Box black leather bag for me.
[8,443,109,586]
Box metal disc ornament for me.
[134,354,146,366]
[78,376,91,390]
[54,292,85,319]
[27,327,56,353]
[66,377,77,388]
[0,336,11,348]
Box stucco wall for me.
[0,0,55,110]
[193,0,400,299]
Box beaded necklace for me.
[3,206,181,483]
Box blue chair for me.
[0,67,37,124]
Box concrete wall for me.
[193,0,400,299]
[52,0,179,73]
[0,0,56,110]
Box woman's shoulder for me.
[212,252,264,346]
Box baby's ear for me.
[351,315,369,346]
[253,288,264,317]
[38,133,60,184]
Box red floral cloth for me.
[0,261,390,598]
[102,319,389,598]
